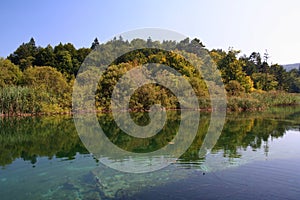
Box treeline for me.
[0,38,91,115]
[211,50,300,93]
[0,37,299,115]
[7,38,91,79]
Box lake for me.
[1,107,300,199]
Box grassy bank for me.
[227,91,299,112]
[0,86,71,116]
[1,86,299,116]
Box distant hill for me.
[283,63,300,71]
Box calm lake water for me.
[1,107,300,199]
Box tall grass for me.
[250,91,297,107]
[227,91,298,112]
[0,86,44,115]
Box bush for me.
[227,96,264,111]
[226,80,245,96]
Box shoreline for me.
[1,103,299,118]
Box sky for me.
[0,0,299,65]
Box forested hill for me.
[0,37,299,115]
[283,63,300,72]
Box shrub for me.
[226,80,245,96]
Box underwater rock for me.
[62,182,78,191]
[90,164,193,199]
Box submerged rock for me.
[89,163,193,199]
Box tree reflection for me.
[0,107,300,167]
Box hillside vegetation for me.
[1,37,299,115]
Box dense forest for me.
[0,37,299,115]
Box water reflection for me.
[0,107,300,168]
[0,116,87,167]
[0,107,300,199]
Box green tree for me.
[251,73,278,91]
[288,68,300,92]
[8,37,38,70]
[55,50,73,77]
[91,38,100,49]
[23,66,71,109]
[209,49,226,65]
[34,45,55,67]
[225,80,245,96]
[240,52,261,76]
[0,58,22,87]
[269,64,289,91]
[218,50,254,92]
[53,43,90,77]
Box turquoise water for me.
[1,107,300,199]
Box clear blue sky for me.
[1,0,299,64]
